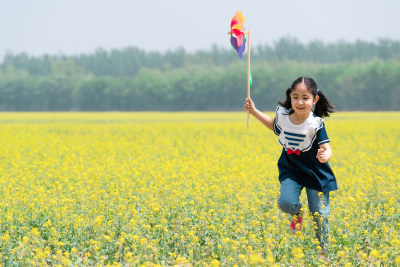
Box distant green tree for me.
[51,59,85,77]
[0,39,399,111]
[3,38,400,77]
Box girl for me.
[244,76,337,250]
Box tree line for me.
[0,37,399,111]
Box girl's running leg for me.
[277,178,303,216]
[306,189,330,248]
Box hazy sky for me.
[1,0,400,60]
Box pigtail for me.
[277,88,295,115]
[314,90,335,118]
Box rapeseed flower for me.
[0,112,398,265]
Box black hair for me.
[278,76,335,118]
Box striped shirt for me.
[273,106,329,152]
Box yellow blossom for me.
[0,112,398,265]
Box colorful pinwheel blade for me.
[231,29,244,46]
[230,35,246,58]
[231,10,245,30]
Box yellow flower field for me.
[0,112,399,266]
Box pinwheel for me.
[229,10,252,127]
[230,10,246,58]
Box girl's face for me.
[290,82,319,116]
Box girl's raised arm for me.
[244,97,275,131]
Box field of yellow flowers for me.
[0,112,399,266]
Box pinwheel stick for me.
[228,28,251,128]
[246,29,251,128]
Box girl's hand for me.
[244,97,256,114]
[316,148,330,163]
[317,143,333,163]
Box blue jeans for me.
[277,178,330,245]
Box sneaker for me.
[290,212,303,233]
